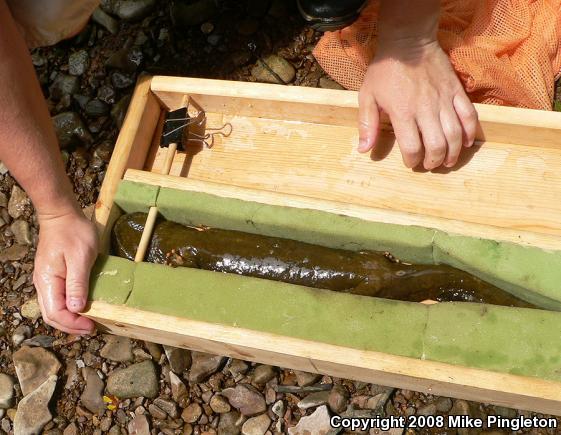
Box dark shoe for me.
[297,0,369,31]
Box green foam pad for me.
[114,180,159,214]
[155,188,436,263]
[433,233,561,311]
[126,262,427,358]
[424,303,561,380]
[89,255,135,304]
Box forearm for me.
[0,1,78,218]
[378,0,439,48]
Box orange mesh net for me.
[313,0,561,110]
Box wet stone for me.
[49,74,80,100]
[14,375,57,435]
[164,345,191,374]
[69,50,90,76]
[13,347,61,396]
[251,55,295,84]
[250,365,276,385]
[100,334,134,362]
[111,72,135,89]
[92,7,119,34]
[111,94,132,128]
[106,360,159,399]
[189,352,226,383]
[0,374,14,409]
[85,99,110,117]
[221,384,266,417]
[52,112,93,148]
[103,0,156,21]
[241,413,270,435]
[80,367,105,415]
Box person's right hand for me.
[358,39,478,170]
[33,209,98,335]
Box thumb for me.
[357,93,380,153]
[65,254,93,313]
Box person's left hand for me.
[33,209,98,335]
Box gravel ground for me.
[1,1,561,434]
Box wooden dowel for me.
[162,142,177,175]
[134,206,159,262]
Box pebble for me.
[450,399,470,416]
[100,334,134,362]
[49,74,80,100]
[250,365,276,385]
[85,99,110,117]
[0,192,7,208]
[181,402,202,424]
[106,47,143,72]
[287,405,331,435]
[111,71,134,89]
[251,55,295,84]
[80,367,105,415]
[164,345,191,374]
[221,384,266,416]
[13,375,57,435]
[492,405,517,418]
[128,414,151,435]
[10,220,32,245]
[63,422,78,435]
[218,411,243,435]
[104,0,156,21]
[148,403,167,420]
[20,297,41,321]
[228,359,250,376]
[435,397,453,413]
[297,391,329,409]
[64,361,79,390]
[210,394,231,414]
[52,112,93,148]
[144,341,162,360]
[189,352,226,383]
[92,7,119,34]
[13,347,61,396]
[328,384,349,413]
[106,360,159,399]
[0,245,29,262]
[169,371,188,402]
[22,335,56,348]
[294,371,321,387]
[417,403,437,416]
[111,94,132,128]
[12,325,31,347]
[8,186,30,220]
[319,77,344,90]
[97,85,117,105]
[68,50,89,76]
[0,374,14,409]
[241,413,270,435]
[172,0,218,27]
[153,397,178,418]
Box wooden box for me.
[88,75,561,414]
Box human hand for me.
[358,39,478,169]
[33,209,98,334]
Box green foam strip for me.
[114,180,159,214]
[89,255,135,304]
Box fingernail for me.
[358,139,369,152]
[69,297,83,310]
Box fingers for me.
[392,117,423,168]
[453,92,478,148]
[440,105,463,167]
[416,109,447,170]
[65,247,96,313]
[357,92,380,153]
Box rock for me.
[21,297,41,321]
[271,400,284,418]
[251,55,295,84]
[164,345,191,374]
[153,397,178,418]
[49,74,80,100]
[435,397,453,413]
[92,7,119,34]
[189,352,226,383]
[492,405,517,418]
[85,99,110,117]
[128,414,150,435]
[80,367,105,415]
[417,403,436,416]
[52,112,93,148]
[287,405,331,435]
[0,192,7,208]
[294,370,321,387]
[13,375,57,435]
[450,399,470,416]
[13,347,61,395]
[97,85,117,105]
[22,335,56,348]
[172,0,218,27]
[210,395,231,414]
[8,186,30,220]
[0,245,29,262]
[111,94,132,128]
[222,384,266,416]
[10,220,32,245]
[103,0,156,21]
[218,411,243,435]
[68,50,89,76]
[181,402,202,424]
[64,361,79,390]
[0,374,14,408]
[106,47,143,72]
[63,422,78,435]
[106,360,159,399]
[111,72,134,89]
[228,360,250,376]
[100,335,134,362]
[297,391,329,410]
[241,413,270,435]
[250,365,276,385]
[236,18,260,36]
[148,403,167,420]
[328,384,349,413]
[169,371,188,402]
[12,325,31,347]
[319,77,344,90]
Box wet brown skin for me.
[112,213,534,308]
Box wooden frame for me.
[89,75,561,414]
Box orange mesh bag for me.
[313,0,561,110]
